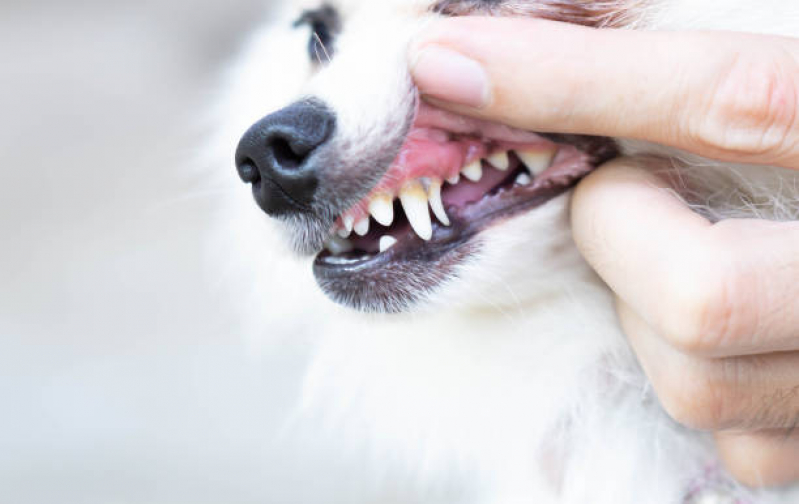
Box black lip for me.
[316,174,575,266]
[313,175,579,313]
[312,134,619,313]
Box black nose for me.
[235,99,335,216]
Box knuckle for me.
[660,237,756,355]
[664,274,728,354]
[686,49,799,158]
[657,366,730,430]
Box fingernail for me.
[411,46,490,109]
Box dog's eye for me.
[294,5,341,65]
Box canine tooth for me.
[446,173,461,185]
[487,151,510,171]
[399,180,433,241]
[517,150,555,176]
[354,216,370,236]
[515,173,532,186]
[379,235,398,253]
[368,194,394,227]
[337,215,354,238]
[517,149,555,176]
[325,236,354,255]
[427,180,450,226]
[461,159,483,182]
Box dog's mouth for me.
[313,104,617,312]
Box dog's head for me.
[229,0,630,313]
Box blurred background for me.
[0,1,348,502]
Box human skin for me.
[410,16,799,487]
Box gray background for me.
[0,2,346,502]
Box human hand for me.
[410,17,799,487]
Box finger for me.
[618,298,799,431]
[572,157,799,357]
[410,17,799,168]
[715,431,799,488]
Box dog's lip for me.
[414,103,550,144]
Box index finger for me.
[410,17,799,169]
[571,157,799,358]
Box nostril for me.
[237,159,261,184]
[234,98,336,216]
[269,136,306,170]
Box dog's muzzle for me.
[235,99,336,216]
[233,95,618,312]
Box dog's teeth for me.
[325,236,354,255]
[516,149,556,176]
[461,160,483,182]
[446,173,461,185]
[337,215,354,238]
[399,180,433,241]
[368,193,394,227]
[379,235,398,253]
[427,180,450,226]
[487,151,510,171]
[354,216,370,236]
[515,173,532,186]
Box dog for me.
[211,1,799,502]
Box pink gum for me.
[336,103,557,227]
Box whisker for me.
[313,32,332,64]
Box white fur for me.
[211,1,799,502]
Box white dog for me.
[212,1,799,502]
